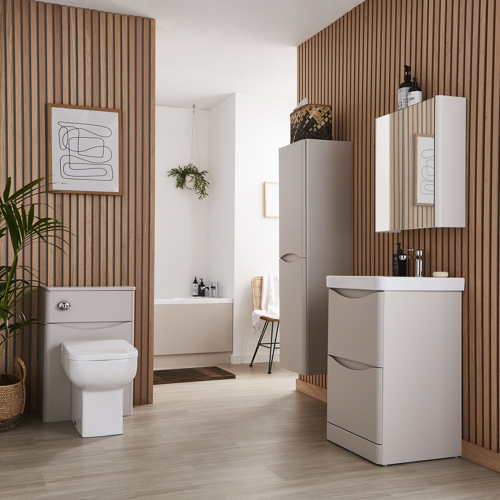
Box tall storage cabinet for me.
[279,139,353,375]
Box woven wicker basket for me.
[0,358,26,432]
[290,104,333,143]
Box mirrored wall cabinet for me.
[375,96,466,232]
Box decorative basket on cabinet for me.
[290,104,333,143]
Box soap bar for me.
[433,271,449,277]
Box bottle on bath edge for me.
[199,278,205,297]
[398,65,412,109]
[192,277,199,297]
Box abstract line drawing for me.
[58,121,114,181]
[414,135,435,206]
[49,104,122,195]
[419,148,434,195]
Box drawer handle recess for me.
[330,355,375,371]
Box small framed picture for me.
[48,104,122,195]
[264,182,279,218]
[414,134,435,206]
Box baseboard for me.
[462,440,500,473]
[296,379,327,403]
[230,353,280,364]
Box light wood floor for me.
[1,363,500,499]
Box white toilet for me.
[60,339,138,438]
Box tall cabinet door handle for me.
[280,253,303,263]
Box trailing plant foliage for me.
[167,163,209,200]
[0,177,70,360]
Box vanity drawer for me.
[327,355,383,444]
[328,288,384,367]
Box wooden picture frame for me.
[48,104,123,195]
[264,182,279,218]
[414,134,435,206]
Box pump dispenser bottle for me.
[392,243,407,277]
[398,65,412,109]
[192,277,199,296]
[408,77,423,106]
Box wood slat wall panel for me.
[0,0,155,410]
[297,0,500,462]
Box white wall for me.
[155,106,211,298]
[155,95,295,366]
[232,94,295,363]
[207,95,236,298]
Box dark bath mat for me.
[153,366,236,385]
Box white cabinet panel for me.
[279,257,307,374]
[327,355,383,445]
[328,289,384,367]
[279,141,306,258]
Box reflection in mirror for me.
[389,98,435,230]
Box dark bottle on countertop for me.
[199,278,205,297]
[398,65,412,109]
[192,277,199,296]
[392,243,407,277]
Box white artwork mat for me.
[414,135,435,206]
[50,106,121,194]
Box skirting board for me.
[462,440,500,474]
[296,379,327,403]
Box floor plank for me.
[0,363,499,499]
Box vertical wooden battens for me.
[297,0,500,468]
[0,0,155,410]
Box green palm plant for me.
[0,177,69,361]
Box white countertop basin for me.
[326,275,465,292]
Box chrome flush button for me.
[57,301,71,311]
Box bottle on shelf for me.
[408,77,422,106]
[398,65,412,109]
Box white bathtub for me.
[154,297,233,369]
[154,297,232,305]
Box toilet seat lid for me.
[61,340,138,361]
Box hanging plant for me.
[167,163,209,200]
[167,104,210,200]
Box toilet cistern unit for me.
[40,287,136,437]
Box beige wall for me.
[0,0,155,409]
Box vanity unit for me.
[326,275,465,465]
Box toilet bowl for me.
[60,339,138,438]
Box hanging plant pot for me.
[167,163,209,200]
[166,104,210,200]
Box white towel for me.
[252,274,280,334]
